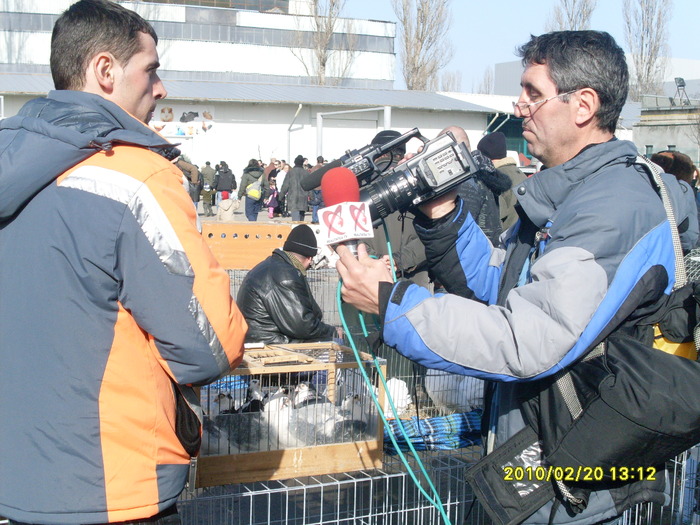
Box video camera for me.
[336,128,491,225]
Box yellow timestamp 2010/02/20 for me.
[502,465,658,483]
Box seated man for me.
[237,224,341,344]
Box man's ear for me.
[88,52,117,94]
[574,87,600,126]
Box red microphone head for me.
[321,167,360,206]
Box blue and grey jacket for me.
[377,139,694,524]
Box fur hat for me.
[477,132,507,160]
[283,225,318,257]
[294,155,305,167]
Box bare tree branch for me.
[545,0,598,31]
[441,71,462,92]
[623,0,671,101]
[476,67,494,95]
[391,0,453,91]
[290,0,357,86]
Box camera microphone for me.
[319,167,373,257]
[300,159,342,191]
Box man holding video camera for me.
[337,30,696,524]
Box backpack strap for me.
[634,155,687,289]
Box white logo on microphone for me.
[318,202,374,246]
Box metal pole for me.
[287,103,303,162]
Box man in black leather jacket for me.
[237,225,341,344]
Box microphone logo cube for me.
[318,202,374,246]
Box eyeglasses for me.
[512,89,579,116]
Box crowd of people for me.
[3,1,700,524]
[175,154,327,223]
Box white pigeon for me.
[383,378,411,417]
[423,370,484,413]
[341,393,371,426]
[264,384,302,446]
[293,381,320,407]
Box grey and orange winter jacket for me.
[0,90,247,524]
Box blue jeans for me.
[245,197,262,221]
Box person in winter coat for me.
[175,156,201,204]
[264,179,280,219]
[476,131,528,231]
[651,150,700,252]
[0,1,247,523]
[237,225,340,344]
[200,160,217,216]
[335,30,697,525]
[280,155,311,222]
[238,158,270,221]
[214,160,236,206]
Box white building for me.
[0,0,508,169]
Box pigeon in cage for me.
[265,386,290,405]
[340,393,371,432]
[209,379,268,453]
[384,377,411,417]
[263,390,302,449]
[234,379,265,414]
[292,381,323,408]
[423,370,484,413]
[211,392,234,416]
[328,391,373,441]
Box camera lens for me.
[361,167,420,225]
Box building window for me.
[141,0,289,13]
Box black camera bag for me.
[522,327,700,478]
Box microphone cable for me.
[335,220,453,525]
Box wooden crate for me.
[197,342,385,487]
[202,222,294,270]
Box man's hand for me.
[336,243,393,315]
[418,190,458,219]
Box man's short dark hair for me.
[51,0,158,91]
[517,31,628,134]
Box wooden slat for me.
[196,441,383,487]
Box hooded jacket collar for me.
[0,90,179,220]
[514,138,639,227]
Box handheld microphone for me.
[300,159,342,191]
[319,167,373,257]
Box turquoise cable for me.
[336,282,453,525]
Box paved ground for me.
[195,200,310,225]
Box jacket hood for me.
[515,139,638,227]
[0,90,179,219]
[243,166,263,177]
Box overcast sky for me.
[343,0,699,91]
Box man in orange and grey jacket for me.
[0,1,247,524]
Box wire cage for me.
[198,342,386,486]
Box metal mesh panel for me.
[180,448,485,525]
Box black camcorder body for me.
[336,128,489,225]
